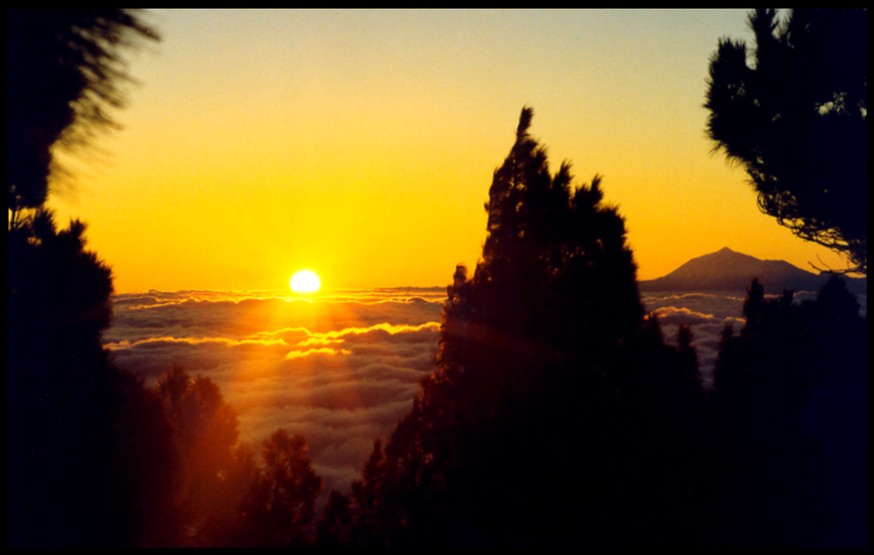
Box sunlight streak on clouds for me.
[285,347,353,359]
[105,287,756,493]
[107,288,444,494]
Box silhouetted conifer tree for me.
[315,490,356,547]
[351,107,706,547]
[196,442,263,547]
[8,212,178,547]
[712,275,866,546]
[239,429,324,547]
[155,366,254,546]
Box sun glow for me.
[290,270,321,294]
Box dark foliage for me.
[8,8,158,223]
[154,366,245,545]
[7,10,173,545]
[340,108,706,547]
[705,8,868,273]
[6,9,337,548]
[711,276,867,547]
[252,429,323,547]
[316,490,356,547]
[8,213,179,547]
[150,366,325,547]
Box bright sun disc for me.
[290,270,321,294]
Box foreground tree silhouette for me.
[347,108,705,547]
[8,211,178,546]
[704,8,867,273]
[156,366,258,546]
[237,429,323,547]
[713,276,866,546]
[8,8,158,226]
[8,10,173,546]
[151,367,327,547]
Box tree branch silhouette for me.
[705,8,867,274]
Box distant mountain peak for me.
[707,246,754,259]
[640,248,866,294]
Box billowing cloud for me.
[651,305,722,327]
[641,292,749,388]
[106,288,444,495]
[107,287,780,493]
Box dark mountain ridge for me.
[639,247,866,294]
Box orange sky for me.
[45,9,853,293]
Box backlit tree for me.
[704,8,867,273]
[8,8,158,226]
[350,107,705,547]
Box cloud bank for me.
[642,292,747,387]
[107,287,793,493]
[107,288,445,494]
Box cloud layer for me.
[106,287,770,493]
[107,288,445,493]
[642,292,747,387]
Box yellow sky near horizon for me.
[44,9,853,293]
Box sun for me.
[290,269,321,294]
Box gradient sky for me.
[45,9,853,293]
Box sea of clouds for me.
[105,286,864,495]
[106,288,445,493]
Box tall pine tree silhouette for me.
[347,107,704,547]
